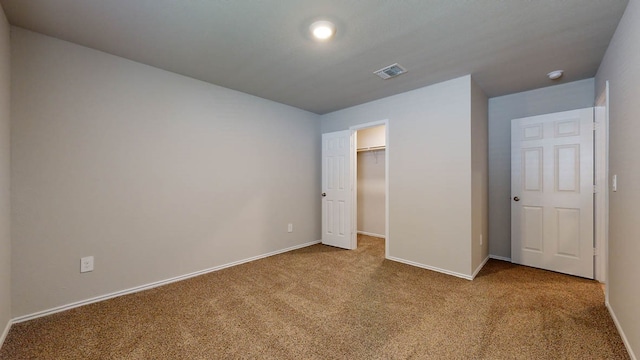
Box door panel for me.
[523,148,543,191]
[556,208,580,257]
[522,206,543,252]
[322,130,353,249]
[555,145,579,191]
[511,108,594,278]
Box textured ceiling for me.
[0,0,629,114]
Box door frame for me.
[594,81,610,292]
[349,120,389,257]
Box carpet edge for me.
[471,256,490,279]
[11,240,322,324]
[356,231,385,239]
[489,254,512,262]
[0,318,11,350]
[386,256,473,280]
[606,301,637,360]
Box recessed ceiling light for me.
[310,20,336,41]
[547,70,563,80]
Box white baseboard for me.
[357,231,385,239]
[489,254,512,262]
[606,301,637,360]
[387,256,473,280]
[12,240,321,324]
[471,256,490,279]
[0,319,11,350]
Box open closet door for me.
[321,130,353,249]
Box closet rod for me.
[356,146,385,152]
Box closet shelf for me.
[356,145,386,152]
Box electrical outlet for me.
[287,223,293,233]
[480,234,483,245]
[80,256,94,273]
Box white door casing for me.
[594,81,609,286]
[511,108,594,278]
[350,119,390,257]
[322,130,353,249]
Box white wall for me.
[487,79,595,259]
[595,0,640,357]
[471,78,488,274]
[322,75,481,278]
[357,149,385,237]
[0,4,11,346]
[10,28,321,317]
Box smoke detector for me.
[547,70,563,80]
[374,63,407,79]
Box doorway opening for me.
[350,120,389,257]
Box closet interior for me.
[356,125,386,239]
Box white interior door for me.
[511,108,594,278]
[322,130,353,249]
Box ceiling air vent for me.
[374,63,407,79]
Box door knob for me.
[322,193,327,197]
[513,196,520,201]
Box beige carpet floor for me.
[0,235,630,359]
